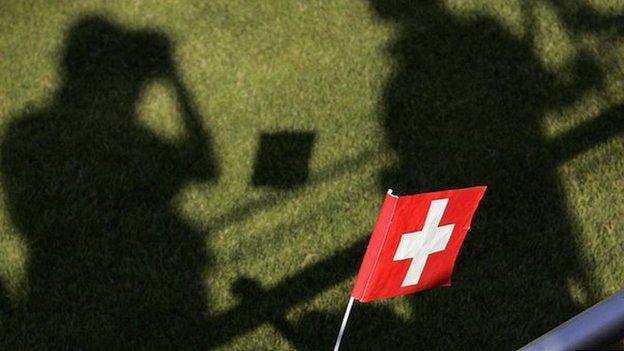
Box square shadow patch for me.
[252,132,316,189]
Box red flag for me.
[351,186,486,302]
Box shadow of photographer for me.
[1,16,218,349]
[281,1,624,349]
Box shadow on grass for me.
[217,1,624,350]
[550,0,624,36]
[321,0,623,349]
[252,132,316,189]
[0,281,10,318]
[0,16,219,349]
[0,14,370,350]
[2,3,624,350]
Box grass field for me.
[0,0,623,349]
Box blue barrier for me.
[521,288,624,350]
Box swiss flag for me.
[351,186,486,302]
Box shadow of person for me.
[358,0,623,349]
[1,16,218,349]
[184,2,623,348]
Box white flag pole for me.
[333,296,355,351]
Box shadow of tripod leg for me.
[0,280,10,317]
[290,305,413,350]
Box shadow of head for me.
[59,16,175,102]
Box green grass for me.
[0,0,623,349]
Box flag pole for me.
[334,296,355,351]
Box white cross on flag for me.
[351,186,486,302]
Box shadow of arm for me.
[169,71,219,181]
